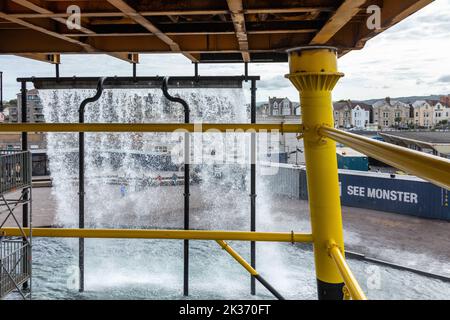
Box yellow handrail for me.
[328,242,367,300]
[216,240,285,300]
[320,126,450,190]
[0,227,313,243]
[216,240,258,276]
[0,123,303,133]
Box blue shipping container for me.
[268,165,450,221]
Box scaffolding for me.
[0,0,439,302]
[0,150,32,300]
[3,49,450,299]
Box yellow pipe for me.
[216,240,285,300]
[320,126,450,190]
[216,240,258,276]
[0,227,313,243]
[286,46,345,299]
[328,243,367,300]
[0,123,303,133]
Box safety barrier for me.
[0,237,31,299]
[319,126,450,190]
[0,228,313,243]
[0,123,302,133]
[328,242,367,300]
[0,150,31,196]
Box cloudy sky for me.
[1,0,449,103]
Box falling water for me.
[37,87,300,298]
[31,88,450,300]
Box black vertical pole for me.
[78,78,106,292]
[250,79,257,295]
[78,111,85,292]
[184,113,190,297]
[55,64,60,79]
[133,63,137,82]
[21,81,29,290]
[162,78,190,296]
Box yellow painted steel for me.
[216,240,258,276]
[0,123,303,133]
[286,47,345,286]
[328,243,367,300]
[320,126,450,190]
[0,227,313,243]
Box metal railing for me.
[0,237,31,299]
[328,242,367,300]
[0,151,32,196]
[320,126,450,190]
[2,123,450,300]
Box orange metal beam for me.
[226,0,250,62]
[10,0,138,63]
[106,0,198,62]
[311,0,366,45]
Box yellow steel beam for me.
[0,123,303,133]
[216,240,258,276]
[0,228,313,243]
[328,243,367,300]
[287,47,345,300]
[320,126,450,190]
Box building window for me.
[282,104,291,116]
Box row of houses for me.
[258,96,450,129]
[334,97,450,129]
[258,97,301,117]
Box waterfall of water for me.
[38,87,296,298]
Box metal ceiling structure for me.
[0,0,433,63]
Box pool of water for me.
[20,237,450,300]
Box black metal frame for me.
[78,77,106,292]
[162,77,190,296]
[16,74,262,298]
[16,76,259,90]
[250,79,257,295]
